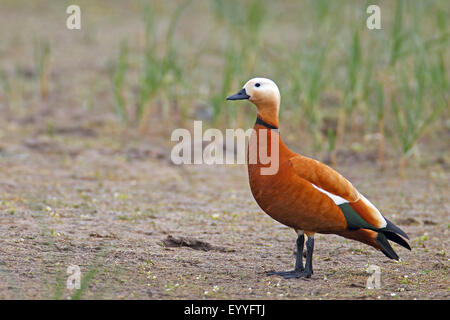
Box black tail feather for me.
[384,231,411,251]
[383,218,409,240]
[375,218,411,260]
[376,233,399,260]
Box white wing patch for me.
[359,193,387,228]
[312,184,349,205]
[312,183,387,228]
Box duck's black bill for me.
[226,88,250,100]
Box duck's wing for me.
[288,154,388,230]
[288,154,410,259]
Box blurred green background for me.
[0,0,448,166]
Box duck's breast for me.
[247,130,346,232]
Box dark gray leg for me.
[266,233,314,279]
[304,236,314,275]
[294,233,305,272]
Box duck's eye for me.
[255,83,261,87]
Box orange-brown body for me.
[248,118,382,251]
[248,126,346,232]
[227,78,409,270]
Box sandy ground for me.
[0,119,448,299]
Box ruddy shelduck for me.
[227,78,410,279]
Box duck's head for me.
[226,77,280,124]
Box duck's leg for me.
[266,232,314,279]
[303,235,314,276]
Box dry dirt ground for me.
[0,120,448,299]
[0,1,448,300]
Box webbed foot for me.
[266,269,312,279]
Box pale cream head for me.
[244,78,280,126]
[243,78,281,108]
[226,77,281,126]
